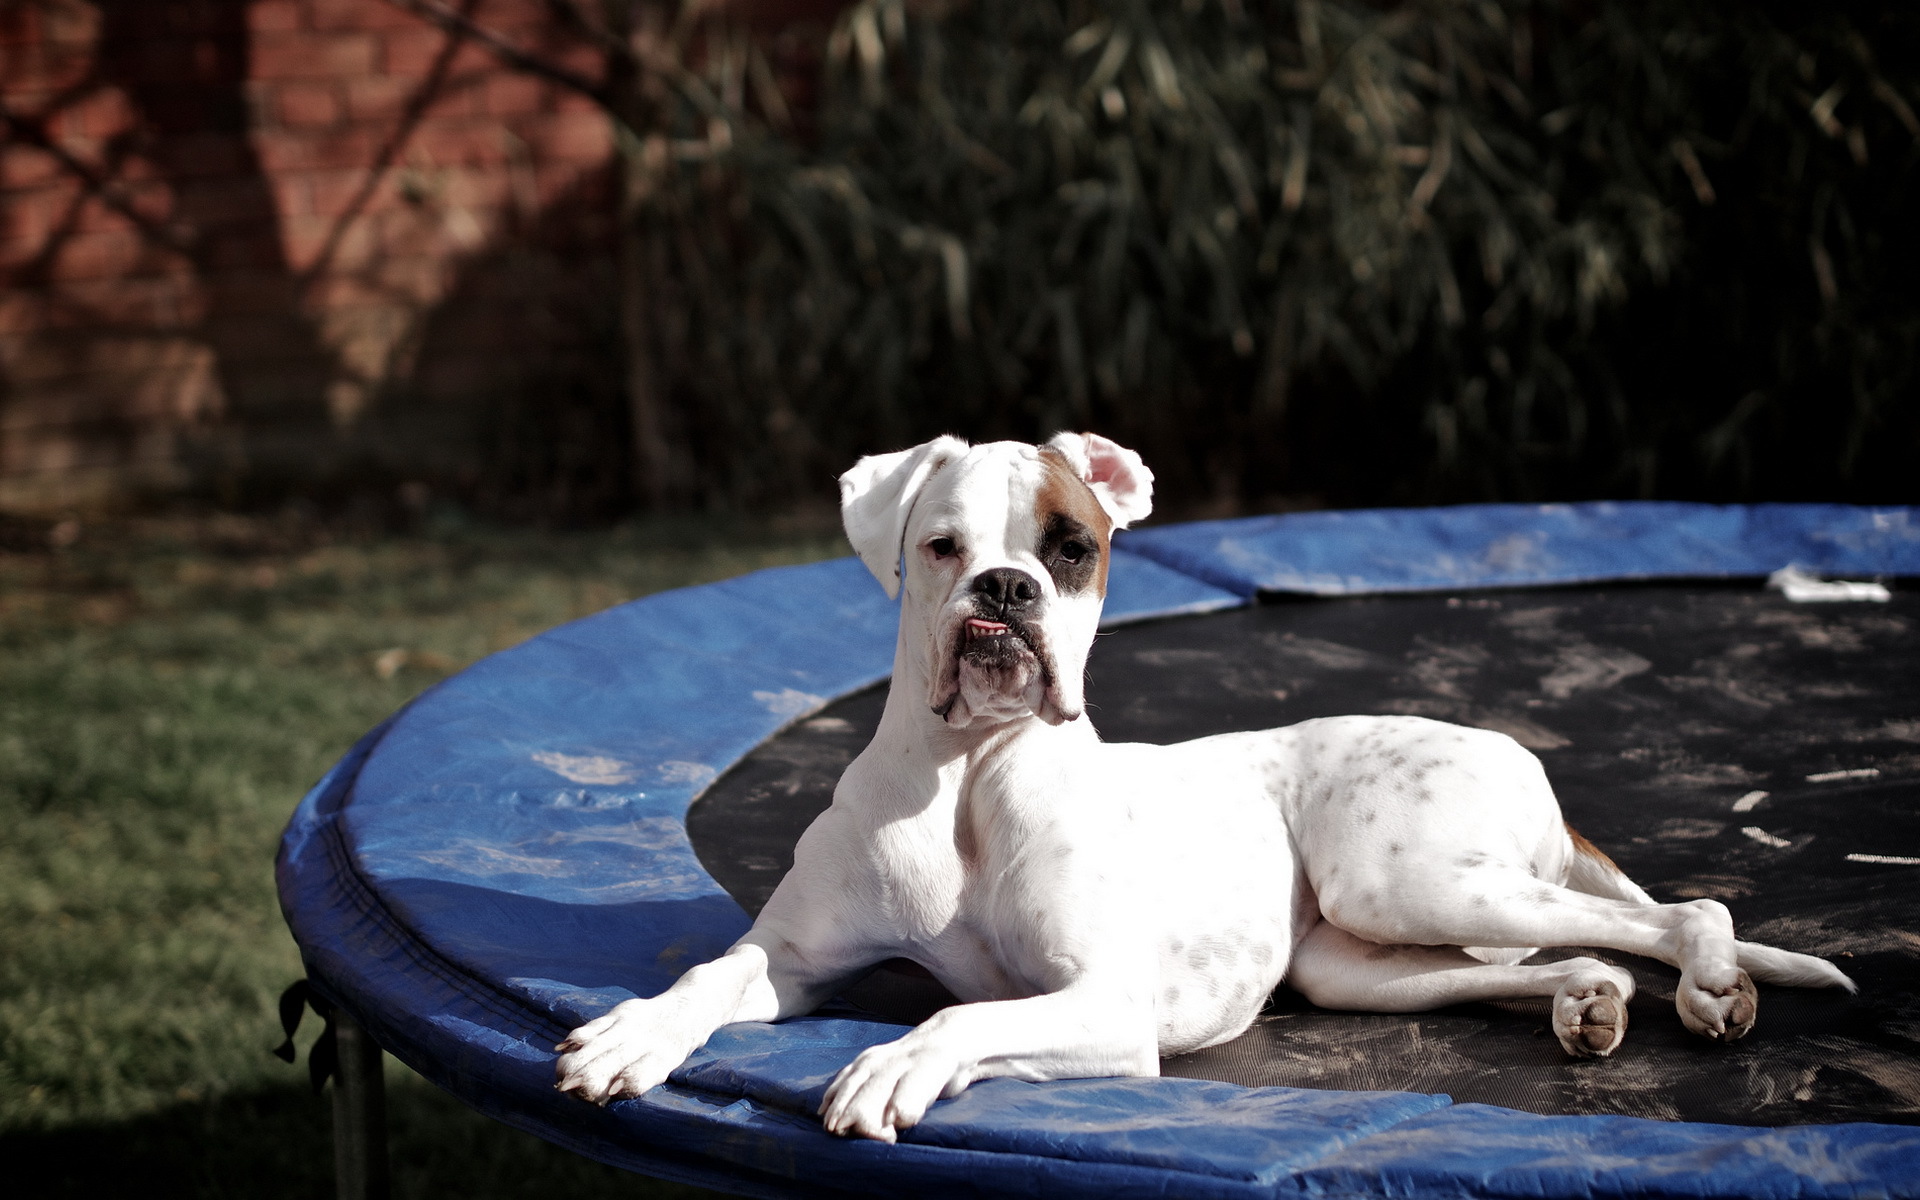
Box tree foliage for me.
[518,1,1920,510]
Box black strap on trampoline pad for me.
[688,583,1920,1128]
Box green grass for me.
[0,512,847,1197]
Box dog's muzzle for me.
[932,568,1054,724]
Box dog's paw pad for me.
[1713,971,1758,1041]
[1679,968,1757,1042]
[1554,984,1628,1059]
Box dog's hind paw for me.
[1679,968,1757,1043]
[1553,979,1629,1059]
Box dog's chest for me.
[854,796,1123,1002]
[860,815,972,945]
[879,795,1295,1041]
[913,831,1117,1003]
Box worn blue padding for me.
[1118,501,1920,596]
[1102,546,1246,622]
[1298,1104,1920,1200]
[278,504,1920,1199]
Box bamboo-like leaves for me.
[612,0,1916,509]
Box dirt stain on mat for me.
[1538,643,1652,698]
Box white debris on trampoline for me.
[1767,565,1892,603]
[1807,767,1881,783]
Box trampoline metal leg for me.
[330,1011,390,1200]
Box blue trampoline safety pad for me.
[279,503,1920,1199]
[1119,501,1920,596]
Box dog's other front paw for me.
[1678,967,1757,1042]
[819,1035,965,1143]
[553,998,689,1105]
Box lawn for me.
[0,511,846,1197]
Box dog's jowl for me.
[554,433,1855,1142]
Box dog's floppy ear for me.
[839,436,970,598]
[1045,432,1154,529]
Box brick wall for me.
[0,0,623,513]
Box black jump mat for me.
[687,584,1920,1126]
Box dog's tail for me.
[1565,823,1857,993]
[1736,940,1858,992]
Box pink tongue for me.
[967,618,1009,635]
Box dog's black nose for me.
[972,567,1040,615]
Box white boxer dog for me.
[555,433,1855,1142]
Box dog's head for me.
[840,433,1154,729]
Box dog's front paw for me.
[819,1034,964,1142]
[553,998,689,1105]
[1678,967,1757,1042]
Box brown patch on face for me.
[1036,446,1114,594]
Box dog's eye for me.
[1059,540,1088,564]
[929,536,957,558]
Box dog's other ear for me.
[839,436,970,598]
[1045,432,1154,529]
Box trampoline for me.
[278,501,1920,1198]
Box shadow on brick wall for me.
[0,0,631,519]
[109,1,332,412]
[360,164,633,525]
[2,0,336,505]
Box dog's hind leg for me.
[1562,826,1856,994]
[1288,920,1636,1057]
[1562,828,1857,994]
[1315,867,1776,1046]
